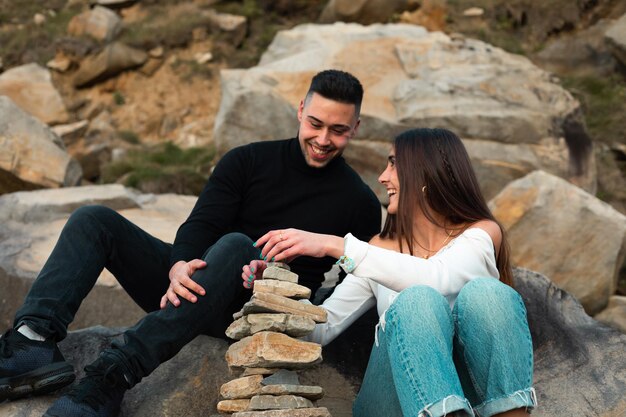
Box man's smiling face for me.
[297,92,360,168]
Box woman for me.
[242,128,536,417]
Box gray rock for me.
[0,63,69,125]
[226,313,316,340]
[253,280,312,299]
[490,170,626,315]
[260,384,324,400]
[2,269,625,416]
[514,268,626,416]
[67,5,122,42]
[248,394,313,410]
[214,23,593,201]
[536,19,617,76]
[605,13,626,68]
[262,266,299,283]
[0,327,231,417]
[0,96,81,194]
[0,186,196,333]
[594,295,626,333]
[233,408,331,417]
[74,42,148,87]
[261,369,300,386]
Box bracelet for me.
[335,255,356,273]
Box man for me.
[0,69,381,416]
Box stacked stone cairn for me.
[218,263,332,417]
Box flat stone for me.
[261,369,299,386]
[249,395,313,410]
[260,385,324,400]
[254,280,311,299]
[242,368,277,377]
[266,262,290,270]
[217,399,250,413]
[262,266,299,283]
[225,331,322,370]
[241,293,327,323]
[220,375,263,400]
[232,407,331,417]
[226,313,316,340]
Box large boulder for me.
[535,19,617,76]
[0,64,69,125]
[214,23,591,201]
[2,269,625,416]
[489,170,626,315]
[0,96,82,194]
[0,185,196,332]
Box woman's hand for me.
[160,259,207,308]
[255,228,344,263]
[241,260,267,289]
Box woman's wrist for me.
[324,235,345,259]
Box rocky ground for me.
[1,0,626,416]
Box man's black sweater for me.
[170,138,381,292]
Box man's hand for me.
[241,260,267,289]
[160,260,207,308]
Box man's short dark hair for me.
[305,69,363,116]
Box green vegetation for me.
[560,75,626,146]
[113,91,126,106]
[0,3,82,67]
[101,142,216,195]
[117,130,140,144]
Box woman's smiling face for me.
[378,148,399,214]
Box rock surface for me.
[0,185,196,332]
[594,295,626,333]
[220,375,264,400]
[67,5,122,42]
[319,0,409,24]
[248,394,313,410]
[0,64,69,125]
[0,96,81,194]
[605,13,626,67]
[232,408,331,417]
[241,293,328,323]
[253,279,311,299]
[2,269,626,416]
[225,331,323,370]
[490,170,626,315]
[226,313,316,340]
[214,23,591,201]
[73,42,148,87]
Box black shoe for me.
[0,329,75,401]
[44,354,130,417]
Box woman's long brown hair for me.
[380,128,513,286]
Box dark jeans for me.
[13,205,259,385]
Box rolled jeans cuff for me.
[474,387,537,417]
[419,394,474,417]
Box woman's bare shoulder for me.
[468,220,502,253]
[369,234,400,251]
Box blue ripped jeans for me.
[353,279,536,417]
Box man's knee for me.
[67,205,118,227]
[201,232,256,262]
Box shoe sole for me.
[0,362,75,401]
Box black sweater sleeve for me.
[169,146,249,267]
